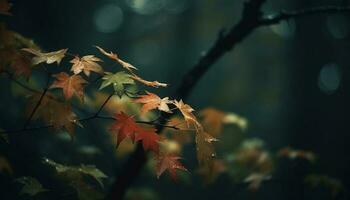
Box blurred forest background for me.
[1,0,350,199]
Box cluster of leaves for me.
[0,2,347,199]
[0,10,220,180]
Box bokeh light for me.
[93,4,123,33]
[318,63,342,94]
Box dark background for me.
[1,0,350,199]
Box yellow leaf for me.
[22,48,67,65]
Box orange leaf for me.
[134,91,172,114]
[135,127,161,154]
[70,55,103,76]
[156,153,188,180]
[173,100,200,128]
[95,46,137,71]
[110,112,139,147]
[50,72,88,101]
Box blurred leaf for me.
[244,173,271,192]
[0,155,13,174]
[16,176,48,197]
[305,174,344,198]
[278,147,316,162]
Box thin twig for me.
[0,114,188,134]
[94,93,114,117]
[23,72,51,128]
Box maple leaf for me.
[50,72,88,101]
[134,91,172,114]
[195,131,218,169]
[110,112,139,146]
[135,127,161,154]
[95,46,138,71]
[131,74,167,88]
[199,108,226,137]
[0,49,31,78]
[99,71,135,97]
[0,0,12,16]
[156,153,188,180]
[22,48,67,65]
[70,55,103,76]
[27,93,80,139]
[173,100,200,128]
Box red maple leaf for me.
[135,127,161,154]
[156,153,188,180]
[110,112,139,147]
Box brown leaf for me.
[195,131,218,168]
[173,100,200,128]
[134,91,172,114]
[70,55,103,76]
[22,48,67,65]
[199,108,226,137]
[156,153,188,180]
[95,46,137,71]
[27,93,79,139]
[50,72,88,101]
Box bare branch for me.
[260,6,350,26]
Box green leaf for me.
[99,71,135,97]
[42,158,107,187]
[16,176,49,197]
[79,165,107,187]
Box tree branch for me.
[259,6,350,25]
[107,1,350,199]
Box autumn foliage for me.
[0,1,347,199]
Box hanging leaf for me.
[22,48,67,65]
[134,91,172,114]
[50,72,88,101]
[43,158,107,188]
[16,177,49,197]
[156,153,188,180]
[99,71,135,97]
[110,112,140,146]
[173,100,200,128]
[199,108,226,137]
[195,131,218,169]
[135,127,161,154]
[27,93,80,138]
[70,55,103,76]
